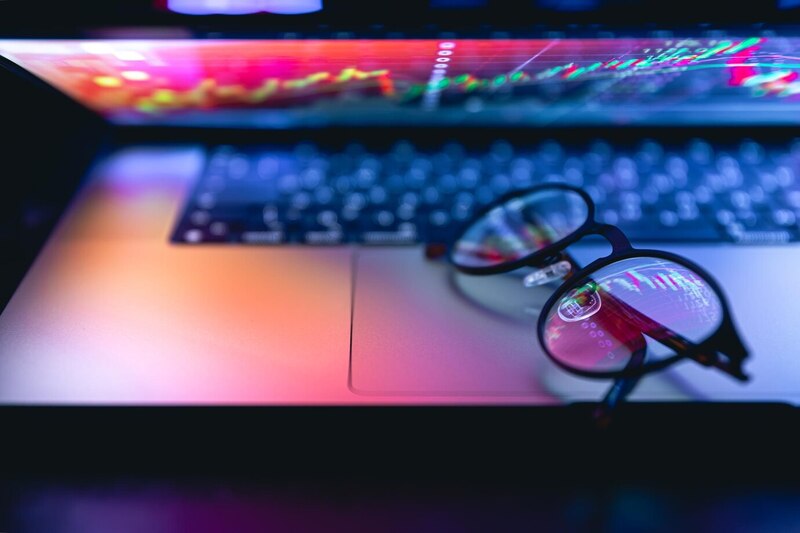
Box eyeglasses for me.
[444,184,750,422]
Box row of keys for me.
[173,139,800,246]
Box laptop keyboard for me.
[172,139,800,246]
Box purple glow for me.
[166,0,322,15]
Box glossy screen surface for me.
[541,257,724,374]
[2,37,800,126]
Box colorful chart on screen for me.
[1,38,800,126]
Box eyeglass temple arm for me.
[593,375,641,427]
[593,347,646,427]
[596,284,749,380]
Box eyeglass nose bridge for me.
[521,222,633,288]
[586,222,634,253]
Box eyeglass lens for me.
[541,257,725,374]
[451,188,589,269]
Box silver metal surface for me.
[351,245,800,404]
[1,146,798,405]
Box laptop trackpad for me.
[348,247,686,400]
[350,246,800,403]
[350,248,553,396]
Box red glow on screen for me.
[1,37,795,127]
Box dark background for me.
[1,2,800,530]
[3,0,800,33]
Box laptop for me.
[1,21,799,407]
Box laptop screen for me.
[1,37,798,127]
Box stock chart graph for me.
[2,37,800,125]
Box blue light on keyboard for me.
[171,139,800,246]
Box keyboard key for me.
[173,140,800,246]
[242,230,285,244]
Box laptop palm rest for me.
[350,245,800,404]
[350,247,688,401]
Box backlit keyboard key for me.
[172,140,800,246]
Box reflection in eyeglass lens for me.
[451,189,589,269]
[557,281,602,322]
[542,257,723,374]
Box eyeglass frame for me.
[447,183,750,383]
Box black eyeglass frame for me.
[448,183,749,382]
